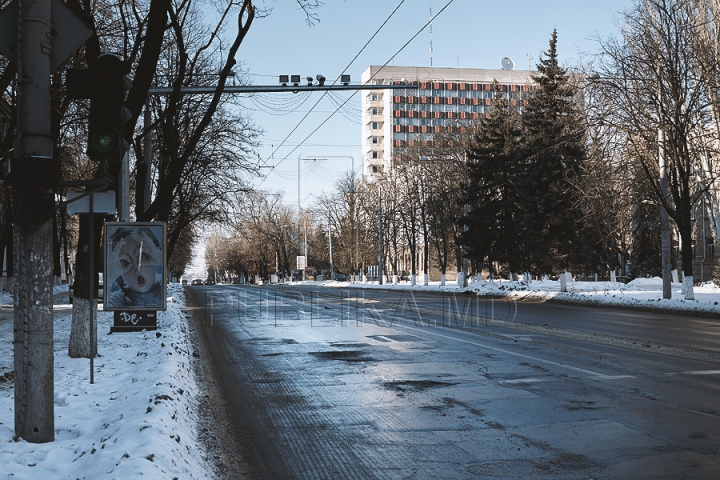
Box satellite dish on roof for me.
[501,57,515,70]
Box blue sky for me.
[231,0,634,207]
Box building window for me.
[370,93,380,101]
[371,136,379,144]
[371,122,380,130]
[372,151,379,159]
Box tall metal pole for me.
[328,211,333,280]
[461,153,469,287]
[462,201,468,287]
[659,128,672,299]
[296,154,354,281]
[118,151,129,221]
[702,195,706,283]
[14,0,55,442]
[351,186,359,282]
[378,188,384,285]
[298,155,304,281]
[143,100,152,212]
[88,195,95,384]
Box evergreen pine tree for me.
[463,82,524,275]
[518,29,589,274]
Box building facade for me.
[360,65,534,180]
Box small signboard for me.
[297,255,306,270]
[105,222,167,312]
[67,190,115,214]
[111,310,157,332]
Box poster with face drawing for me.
[104,222,167,311]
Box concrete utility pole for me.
[378,189,383,285]
[659,129,672,299]
[14,0,55,442]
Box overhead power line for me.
[258,0,408,178]
[265,0,456,174]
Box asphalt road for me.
[188,284,720,479]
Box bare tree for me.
[683,0,720,247]
[315,173,365,276]
[233,191,300,278]
[589,0,716,298]
[577,85,638,280]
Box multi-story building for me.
[360,65,534,180]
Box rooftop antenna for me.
[429,5,433,67]
[527,53,533,70]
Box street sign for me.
[66,190,115,214]
[297,256,306,270]
[0,0,92,71]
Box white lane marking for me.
[669,370,720,376]
[400,325,635,380]
[499,378,549,384]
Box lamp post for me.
[459,152,469,288]
[378,187,384,285]
[658,128,672,299]
[297,154,356,282]
[328,210,333,280]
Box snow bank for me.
[321,276,720,315]
[0,284,212,479]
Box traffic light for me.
[87,53,131,169]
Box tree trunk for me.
[69,297,98,357]
[68,213,103,358]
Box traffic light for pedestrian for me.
[87,53,131,166]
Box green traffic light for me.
[91,126,120,154]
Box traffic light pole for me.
[13,0,55,443]
[147,83,409,95]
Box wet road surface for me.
[187,284,720,479]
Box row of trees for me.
[208,32,604,286]
[211,1,720,302]
[586,0,720,298]
[0,0,320,360]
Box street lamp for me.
[297,154,356,282]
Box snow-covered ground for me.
[1,276,719,479]
[331,276,720,315]
[0,284,213,480]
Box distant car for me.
[204,278,215,285]
[333,272,347,281]
[181,278,188,285]
[191,278,203,285]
